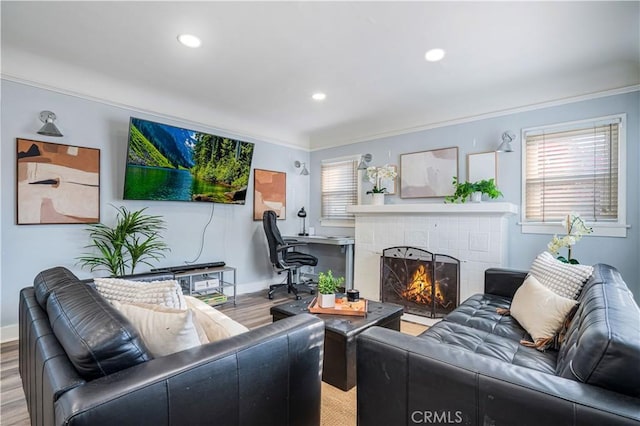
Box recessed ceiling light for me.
[425,48,445,62]
[312,92,326,101]
[177,34,202,48]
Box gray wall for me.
[0,80,310,330]
[2,80,637,334]
[309,91,639,301]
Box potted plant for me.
[76,205,170,276]
[317,270,345,308]
[445,177,503,203]
[365,165,397,205]
[547,213,593,264]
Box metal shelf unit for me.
[174,265,237,306]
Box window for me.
[522,114,627,237]
[320,157,359,226]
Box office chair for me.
[262,210,318,300]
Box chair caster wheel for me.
[268,294,274,300]
[295,295,301,300]
[310,290,315,295]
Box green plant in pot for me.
[317,270,345,308]
[445,177,503,203]
[76,206,170,276]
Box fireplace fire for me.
[380,246,460,318]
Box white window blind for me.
[524,117,621,223]
[321,158,358,220]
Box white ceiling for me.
[2,1,639,150]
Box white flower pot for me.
[318,293,336,308]
[372,193,385,205]
[470,192,482,203]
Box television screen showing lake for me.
[123,117,254,204]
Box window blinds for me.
[321,159,358,220]
[524,120,619,223]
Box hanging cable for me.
[185,203,215,264]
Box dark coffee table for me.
[270,296,403,391]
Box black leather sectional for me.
[19,267,325,426]
[357,265,640,425]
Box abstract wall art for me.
[17,138,100,224]
[400,147,458,198]
[253,168,286,220]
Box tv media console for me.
[154,263,236,306]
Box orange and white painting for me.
[17,139,100,224]
[253,169,286,220]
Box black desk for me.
[283,235,355,289]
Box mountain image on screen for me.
[123,117,255,204]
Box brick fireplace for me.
[347,203,518,312]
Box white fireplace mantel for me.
[348,202,518,306]
[347,202,518,216]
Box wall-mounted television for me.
[123,117,255,204]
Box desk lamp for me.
[297,207,308,236]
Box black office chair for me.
[262,210,318,300]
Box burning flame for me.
[401,265,451,308]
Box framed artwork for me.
[17,139,100,225]
[379,165,397,195]
[400,147,458,198]
[467,151,497,184]
[253,169,286,220]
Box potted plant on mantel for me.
[445,177,503,204]
[317,270,345,308]
[76,205,170,276]
[365,165,398,205]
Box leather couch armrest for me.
[484,268,528,299]
[357,327,640,426]
[55,314,324,426]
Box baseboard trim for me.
[235,279,273,295]
[1,324,19,343]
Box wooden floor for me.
[1,339,29,426]
[0,289,425,425]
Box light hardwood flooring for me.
[1,339,29,426]
[0,290,425,425]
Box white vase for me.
[372,193,385,205]
[318,293,336,308]
[470,192,482,203]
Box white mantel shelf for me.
[347,202,518,215]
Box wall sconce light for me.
[357,153,372,170]
[496,131,515,152]
[37,110,64,137]
[294,160,309,175]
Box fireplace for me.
[380,246,460,318]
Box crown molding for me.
[311,85,640,151]
[1,73,311,152]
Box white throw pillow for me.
[111,301,201,357]
[94,277,186,309]
[510,274,578,346]
[185,296,249,342]
[528,251,593,299]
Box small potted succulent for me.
[445,177,503,204]
[317,270,345,308]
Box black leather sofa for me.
[19,267,325,426]
[357,265,640,425]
